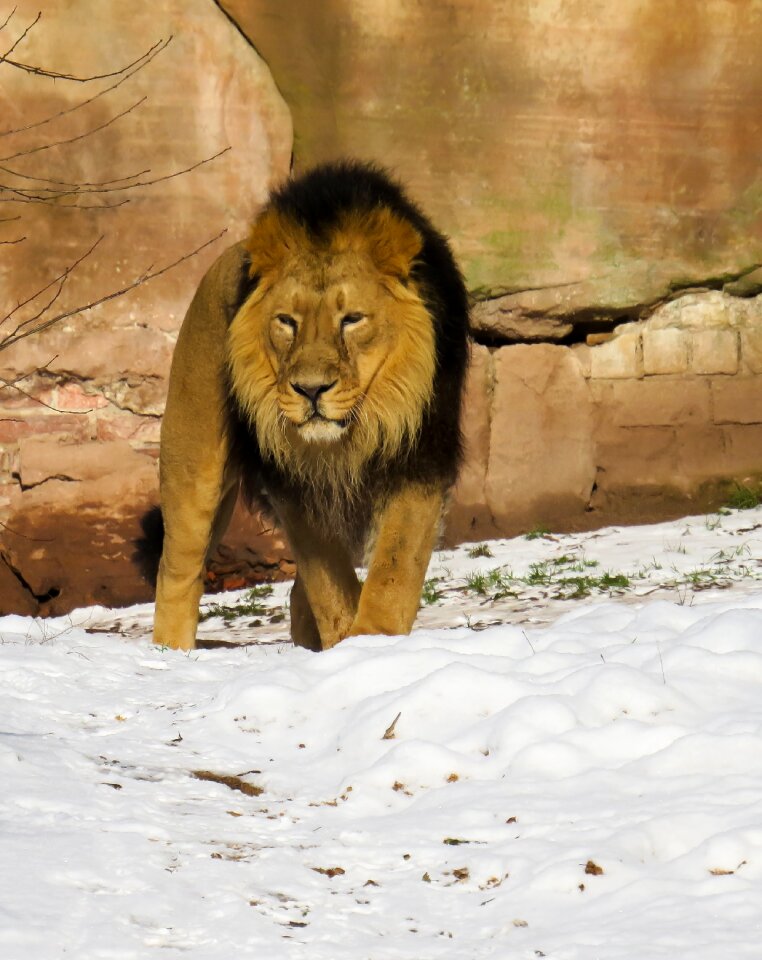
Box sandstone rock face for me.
[486,346,596,531]
[3,443,160,613]
[3,1,762,616]
[447,344,495,541]
[447,290,762,544]
[446,344,597,543]
[0,0,292,614]
[470,296,573,342]
[222,0,762,306]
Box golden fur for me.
[152,163,468,653]
[227,207,436,499]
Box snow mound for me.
[2,508,762,958]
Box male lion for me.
[154,161,469,651]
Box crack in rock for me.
[1,552,59,605]
[16,474,81,492]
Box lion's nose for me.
[290,380,337,405]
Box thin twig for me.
[0,229,227,352]
[0,11,40,63]
[2,236,101,327]
[0,356,57,386]
[0,190,129,209]
[382,712,402,740]
[0,162,151,188]
[0,95,147,163]
[0,37,171,139]
[0,9,16,34]
[7,276,68,337]
[1,34,168,82]
[1,378,94,414]
[0,146,230,200]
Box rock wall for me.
[448,289,762,544]
[0,0,293,614]
[2,0,761,616]
[221,0,762,304]
[221,0,762,545]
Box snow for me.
[2,508,762,959]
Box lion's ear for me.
[245,208,304,278]
[336,208,423,280]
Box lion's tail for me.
[133,505,164,589]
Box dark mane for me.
[247,160,470,493]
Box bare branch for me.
[0,11,40,62]
[2,236,102,327]
[0,146,230,201]
[1,29,170,83]
[0,356,56,384]
[0,190,130,209]
[0,360,94,414]
[1,377,94,414]
[6,276,68,338]
[0,229,227,352]
[0,162,151,188]
[0,95,147,163]
[0,8,18,34]
[0,37,171,139]
[0,235,25,244]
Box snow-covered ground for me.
[2,508,762,959]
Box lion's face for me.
[263,253,400,443]
[228,208,436,481]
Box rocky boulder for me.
[0,0,292,615]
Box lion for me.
[153,161,470,651]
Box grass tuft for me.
[463,554,629,602]
[467,543,494,559]
[200,584,274,623]
[421,578,445,605]
[524,525,551,541]
[725,483,762,511]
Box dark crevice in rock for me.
[1,553,60,604]
[210,1,291,108]
[469,263,761,349]
[16,474,81,492]
[558,314,644,347]
[585,471,603,513]
[469,309,642,347]
[667,262,762,297]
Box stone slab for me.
[712,378,762,424]
[642,328,691,375]
[485,344,595,530]
[446,344,496,542]
[691,329,739,376]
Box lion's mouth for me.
[296,412,351,443]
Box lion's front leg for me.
[288,573,321,652]
[348,484,444,639]
[275,501,361,650]
[153,243,249,651]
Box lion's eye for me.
[341,312,365,328]
[275,313,297,331]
